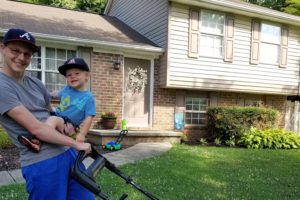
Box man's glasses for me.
[6,46,33,59]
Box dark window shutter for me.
[224,15,235,62]
[280,25,288,68]
[188,10,199,58]
[250,20,261,65]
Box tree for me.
[23,0,107,14]
[282,0,300,16]
[242,0,300,16]
[242,0,286,11]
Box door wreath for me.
[126,66,148,93]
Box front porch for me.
[87,129,183,146]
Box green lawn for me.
[0,144,299,200]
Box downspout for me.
[103,0,113,15]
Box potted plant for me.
[100,111,117,129]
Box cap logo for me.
[68,58,76,64]
[19,32,31,41]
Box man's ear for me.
[0,43,4,52]
[0,44,4,64]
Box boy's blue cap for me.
[2,28,39,52]
[58,57,90,76]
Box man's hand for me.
[76,142,91,154]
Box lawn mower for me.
[70,147,159,200]
[103,130,128,151]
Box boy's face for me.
[65,68,89,90]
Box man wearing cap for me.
[0,28,95,199]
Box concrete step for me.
[87,129,183,146]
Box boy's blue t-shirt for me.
[56,86,96,126]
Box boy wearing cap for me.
[19,57,96,151]
[53,57,96,143]
[0,28,95,200]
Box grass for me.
[0,144,299,200]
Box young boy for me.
[19,57,96,152]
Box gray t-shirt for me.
[0,72,68,167]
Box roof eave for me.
[169,0,300,26]
[0,29,164,55]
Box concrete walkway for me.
[0,142,172,186]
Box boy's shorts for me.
[21,148,95,200]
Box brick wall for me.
[152,59,176,130]
[90,52,123,128]
[87,52,287,136]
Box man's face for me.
[0,41,33,75]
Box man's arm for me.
[76,116,94,143]
[6,105,91,153]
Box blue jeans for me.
[22,148,95,200]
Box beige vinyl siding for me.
[159,53,168,86]
[108,0,168,48]
[167,3,300,95]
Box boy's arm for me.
[76,116,94,143]
[6,105,91,153]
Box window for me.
[185,97,208,125]
[200,10,225,58]
[26,47,77,91]
[260,23,281,64]
[0,37,3,65]
[244,99,262,107]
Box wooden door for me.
[124,58,150,127]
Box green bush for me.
[240,128,300,149]
[0,129,14,148]
[199,138,208,146]
[207,106,279,143]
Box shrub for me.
[240,127,300,149]
[225,136,236,147]
[0,129,14,148]
[207,106,279,143]
[214,137,222,146]
[199,138,208,146]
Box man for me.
[0,28,95,200]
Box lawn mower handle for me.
[71,148,159,200]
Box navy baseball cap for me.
[58,57,90,76]
[2,28,39,52]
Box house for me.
[0,0,165,132]
[104,0,300,138]
[1,0,300,143]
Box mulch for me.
[0,146,21,171]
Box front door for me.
[124,58,151,127]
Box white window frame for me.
[27,46,77,91]
[199,10,225,58]
[244,99,263,107]
[260,22,281,65]
[185,97,208,126]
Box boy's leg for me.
[47,116,76,136]
[18,115,65,153]
[46,115,65,133]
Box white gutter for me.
[0,29,164,55]
[169,0,300,25]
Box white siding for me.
[167,3,300,95]
[108,0,169,48]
